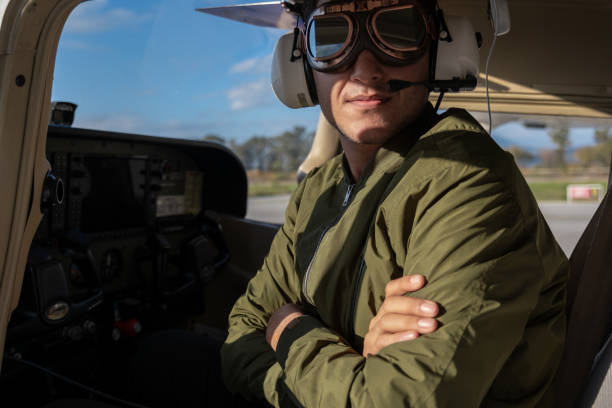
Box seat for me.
[554,156,612,407]
[579,333,612,407]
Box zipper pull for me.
[343,184,355,207]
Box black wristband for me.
[275,315,321,369]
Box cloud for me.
[69,105,321,143]
[64,0,153,34]
[74,113,146,134]
[229,54,273,74]
[74,113,235,141]
[227,79,273,111]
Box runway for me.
[247,195,599,257]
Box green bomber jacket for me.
[221,106,568,407]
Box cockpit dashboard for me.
[2,125,248,406]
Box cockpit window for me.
[52,0,321,140]
[52,0,610,247]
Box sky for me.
[51,0,598,150]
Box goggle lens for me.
[305,1,432,72]
[308,15,351,60]
[374,7,425,51]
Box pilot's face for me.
[311,0,431,146]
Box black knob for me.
[41,171,64,210]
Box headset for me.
[271,2,482,109]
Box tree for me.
[574,127,612,167]
[594,126,611,144]
[548,126,570,171]
[269,126,313,173]
[229,126,314,173]
[538,149,557,168]
[506,145,535,167]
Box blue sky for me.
[52,0,321,142]
[51,0,598,149]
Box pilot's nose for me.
[349,50,384,85]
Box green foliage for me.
[230,126,315,173]
[574,127,612,167]
[537,149,557,168]
[547,126,570,171]
[249,181,298,197]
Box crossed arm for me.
[266,274,439,357]
[222,165,561,407]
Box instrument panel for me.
[42,135,212,236]
[6,125,246,355]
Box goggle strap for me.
[303,56,319,105]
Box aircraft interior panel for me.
[0,126,249,406]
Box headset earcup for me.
[271,31,318,108]
[434,15,480,89]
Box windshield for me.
[52,0,321,140]
[52,0,610,256]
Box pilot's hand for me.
[266,304,304,352]
[362,274,439,358]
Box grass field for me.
[528,181,608,201]
[249,181,297,197]
[247,172,609,201]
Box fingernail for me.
[410,275,422,284]
[418,318,435,329]
[401,332,417,341]
[420,301,437,314]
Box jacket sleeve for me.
[272,162,566,407]
[221,179,307,406]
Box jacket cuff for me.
[276,315,322,369]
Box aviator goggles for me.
[304,0,437,72]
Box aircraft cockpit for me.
[0,0,611,407]
[2,104,250,405]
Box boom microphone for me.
[386,80,431,92]
[387,76,478,93]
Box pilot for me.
[221,0,568,406]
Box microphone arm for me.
[387,75,478,93]
[386,80,431,92]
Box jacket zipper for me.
[302,183,355,306]
[348,258,366,342]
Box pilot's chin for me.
[339,126,395,147]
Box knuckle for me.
[385,281,394,297]
[369,317,377,330]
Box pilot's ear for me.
[271,30,319,108]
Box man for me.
[222,0,568,406]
